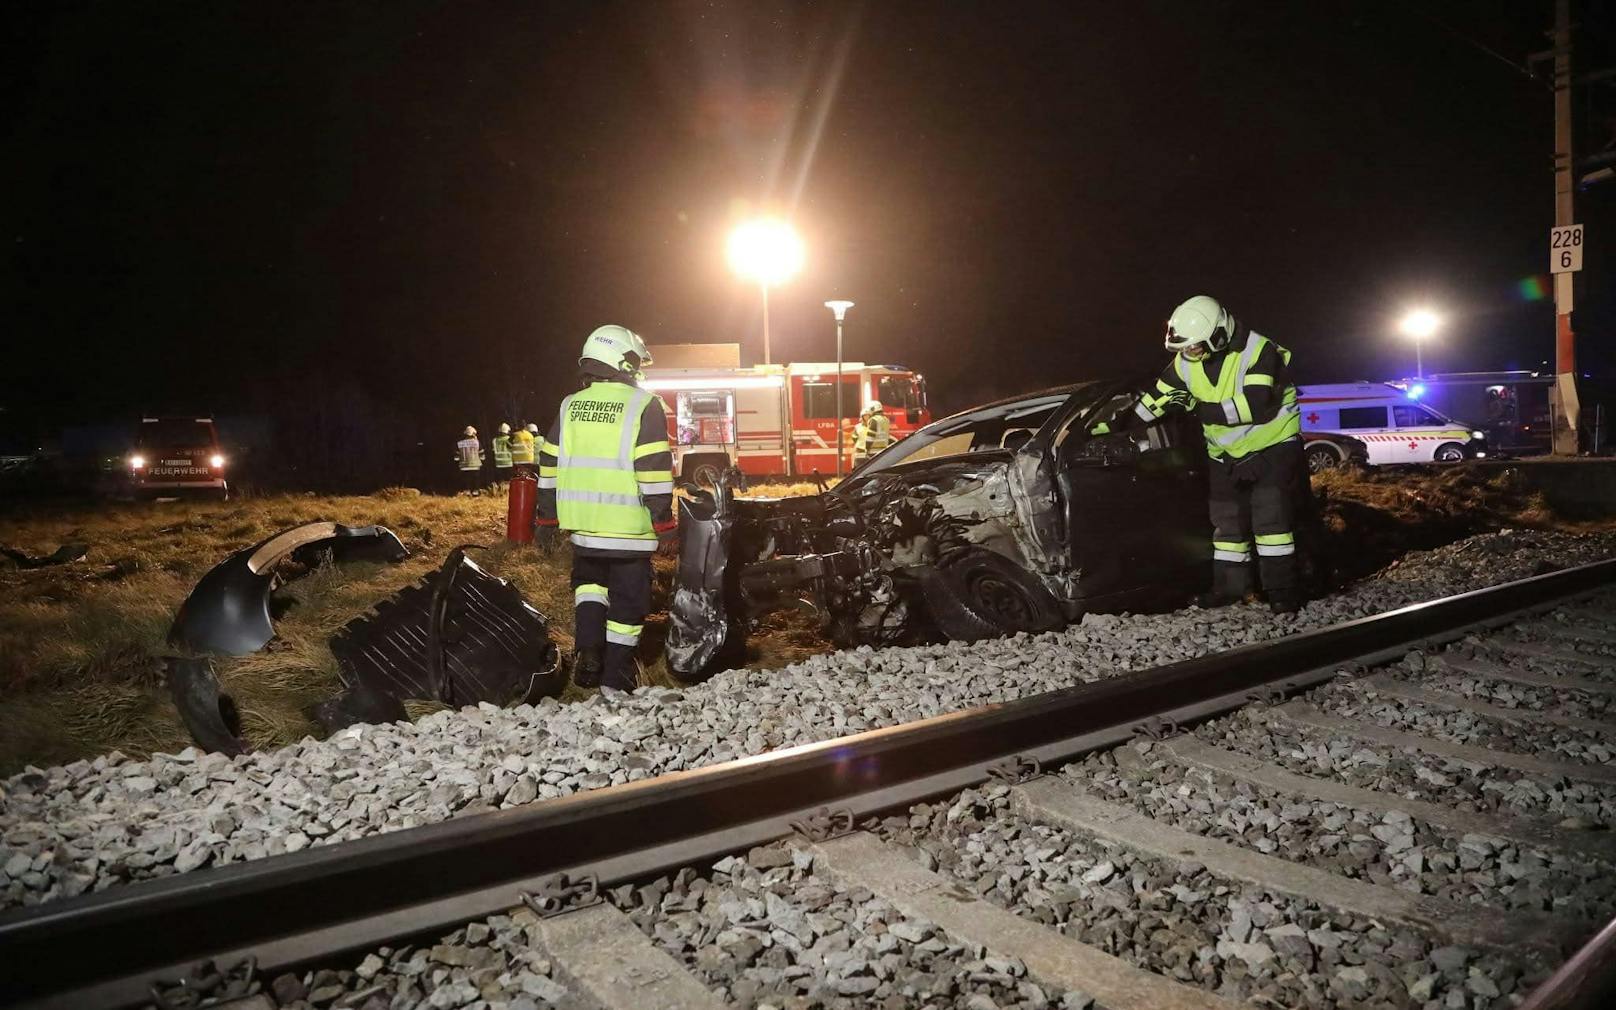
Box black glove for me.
[1161,388,1194,413]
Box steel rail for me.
[4,558,1616,1009]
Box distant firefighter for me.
[1136,295,1304,613]
[492,422,514,476]
[850,400,892,466]
[535,325,676,691]
[509,420,537,473]
[455,425,484,495]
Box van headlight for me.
[1470,431,1485,440]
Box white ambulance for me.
[1297,382,1487,465]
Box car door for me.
[1057,396,1209,606]
[1336,405,1392,464]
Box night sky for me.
[5,0,1614,448]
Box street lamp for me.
[1398,308,1441,379]
[825,299,854,476]
[727,218,804,364]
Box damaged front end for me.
[666,460,1064,680]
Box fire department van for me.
[128,416,230,499]
[1297,382,1487,465]
[642,344,930,482]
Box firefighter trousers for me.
[571,553,652,691]
[1207,437,1303,602]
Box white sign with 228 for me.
[1550,224,1583,274]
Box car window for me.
[1338,406,1388,429]
[855,396,1068,475]
[1392,404,1444,427]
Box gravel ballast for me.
[1065,745,1616,928]
[611,844,1097,1009]
[4,530,1615,911]
[1200,710,1616,827]
[878,785,1539,1009]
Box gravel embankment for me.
[1065,745,1616,927]
[4,529,1614,911]
[1200,710,1616,827]
[877,785,1538,1009]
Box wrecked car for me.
[667,379,1219,678]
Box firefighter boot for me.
[1262,556,1304,615]
[572,647,604,689]
[1196,561,1254,609]
[601,644,641,692]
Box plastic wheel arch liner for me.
[168,521,410,655]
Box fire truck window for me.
[140,419,216,448]
[1392,405,1444,427]
[1337,406,1388,429]
[802,380,861,419]
[675,391,734,446]
[877,376,919,409]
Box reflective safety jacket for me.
[853,411,892,454]
[456,437,482,471]
[1135,329,1299,460]
[492,434,513,468]
[509,429,536,464]
[535,379,675,555]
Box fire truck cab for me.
[642,344,930,481]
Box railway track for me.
[6,560,1616,1009]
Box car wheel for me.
[684,456,729,488]
[1434,442,1465,463]
[928,549,1064,640]
[1305,443,1342,474]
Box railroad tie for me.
[1010,777,1569,962]
[1276,701,1616,786]
[804,831,1241,1010]
[1434,657,1616,699]
[1475,639,1616,672]
[532,903,726,1010]
[1161,736,1616,865]
[1356,672,1616,737]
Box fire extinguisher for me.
[506,470,536,544]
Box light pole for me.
[825,299,854,476]
[727,219,804,364]
[1398,309,1441,380]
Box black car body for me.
[666,379,1218,678]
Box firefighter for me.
[509,420,537,474]
[455,426,483,495]
[492,422,514,478]
[1136,295,1305,613]
[535,325,676,690]
[850,400,893,466]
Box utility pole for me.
[1550,0,1581,455]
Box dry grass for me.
[0,488,834,774]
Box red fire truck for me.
[642,344,931,482]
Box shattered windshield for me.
[851,385,1096,478]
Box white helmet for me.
[864,400,884,415]
[463,425,477,437]
[526,423,539,434]
[579,324,653,378]
[498,422,511,434]
[1165,295,1237,357]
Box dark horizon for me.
[4,0,1614,449]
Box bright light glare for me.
[210,454,226,468]
[727,219,804,287]
[1398,309,1441,339]
[129,455,145,469]
[1407,384,1426,400]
